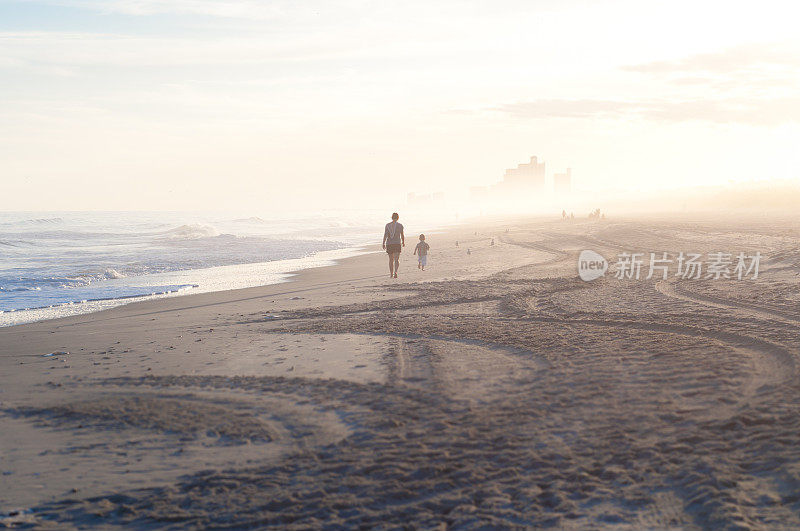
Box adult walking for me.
[382,212,405,278]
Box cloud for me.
[609,43,800,114]
[32,0,290,19]
[0,31,353,67]
[621,43,800,75]
[0,29,448,71]
[30,0,584,19]
[492,96,800,126]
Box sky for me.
[1,0,799,212]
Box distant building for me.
[554,168,571,194]
[469,155,554,204]
[502,157,544,189]
[494,156,546,196]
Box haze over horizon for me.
[2,0,799,212]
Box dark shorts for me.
[386,243,402,254]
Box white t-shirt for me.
[384,221,403,244]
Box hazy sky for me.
[2,0,799,212]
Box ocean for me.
[0,211,384,327]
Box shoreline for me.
[0,244,377,329]
[1,212,465,329]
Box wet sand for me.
[2,215,800,528]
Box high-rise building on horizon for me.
[469,155,551,204]
[500,156,545,188]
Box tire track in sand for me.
[498,234,571,266]
[655,278,800,326]
[508,313,795,418]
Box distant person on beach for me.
[414,234,430,270]
[382,212,405,278]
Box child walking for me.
[414,234,430,270]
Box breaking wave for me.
[7,217,64,226]
[160,223,220,240]
[103,269,126,279]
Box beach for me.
[2,214,800,528]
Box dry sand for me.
[1,215,800,528]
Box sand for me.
[1,214,800,528]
